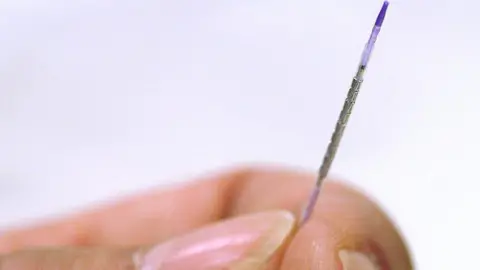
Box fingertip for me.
[280,209,413,270]
[281,219,394,270]
[135,210,296,270]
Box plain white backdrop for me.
[1,0,478,269]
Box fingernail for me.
[135,210,295,270]
[338,250,381,270]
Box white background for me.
[0,0,478,269]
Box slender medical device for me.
[299,1,390,225]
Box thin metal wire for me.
[299,1,390,226]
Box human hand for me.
[0,166,413,269]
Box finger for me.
[224,169,413,269]
[0,169,236,250]
[1,166,413,269]
[0,211,295,270]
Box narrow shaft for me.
[299,67,365,225]
[298,1,389,226]
[316,67,365,186]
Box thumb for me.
[0,211,295,270]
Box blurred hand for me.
[0,166,412,269]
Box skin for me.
[0,165,413,269]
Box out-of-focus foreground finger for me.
[0,166,413,269]
[0,211,295,270]
[233,170,413,270]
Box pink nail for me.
[338,241,391,270]
[135,211,295,270]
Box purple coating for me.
[360,26,380,66]
[299,186,320,225]
[375,1,389,27]
[360,1,389,66]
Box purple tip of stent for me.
[374,1,389,27]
